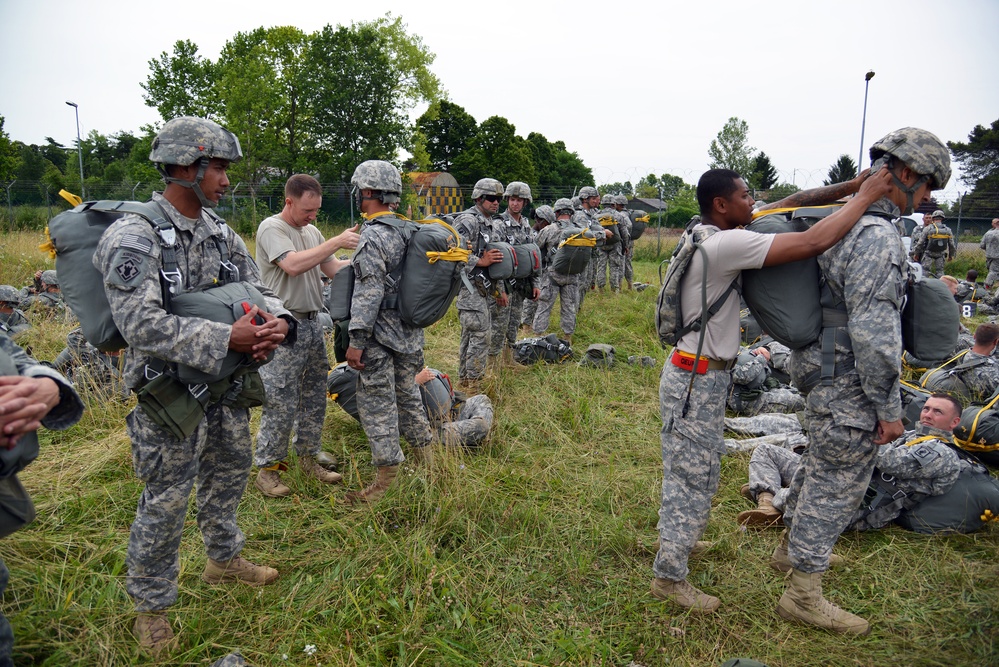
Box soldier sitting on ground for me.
[0,286,30,336]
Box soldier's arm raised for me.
[757,169,871,212]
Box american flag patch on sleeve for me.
[120,234,153,254]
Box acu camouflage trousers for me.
[532,270,581,336]
[125,403,251,611]
[436,394,494,448]
[594,245,624,291]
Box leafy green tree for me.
[636,173,688,200]
[948,118,999,217]
[361,14,442,110]
[526,133,592,190]
[417,100,477,172]
[765,182,801,203]
[598,182,633,196]
[0,116,19,181]
[750,152,779,190]
[141,40,220,121]
[302,24,407,182]
[708,117,755,178]
[452,116,536,188]
[823,154,857,185]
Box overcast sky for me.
[2,0,996,203]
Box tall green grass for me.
[0,231,996,666]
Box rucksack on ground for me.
[550,228,596,275]
[512,334,573,364]
[895,464,999,534]
[654,220,728,348]
[579,343,615,368]
[953,391,999,467]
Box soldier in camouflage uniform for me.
[593,194,630,292]
[532,201,583,341]
[652,166,891,615]
[572,186,610,308]
[520,208,552,334]
[253,174,360,498]
[453,178,508,391]
[742,394,965,532]
[920,323,999,403]
[0,286,30,336]
[979,218,999,288]
[0,331,84,666]
[776,127,952,635]
[344,160,434,504]
[51,327,125,398]
[94,117,291,654]
[19,270,73,323]
[491,182,539,370]
[912,209,956,277]
[614,195,636,289]
[727,346,805,416]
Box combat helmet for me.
[614,194,628,207]
[578,186,599,200]
[533,205,556,224]
[472,178,504,200]
[350,160,402,205]
[149,116,243,209]
[0,285,20,305]
[932,209,946,220]
[869,127,951,215]
[553,198,575,215]
[600,193,616,206]
[504,181,533,202]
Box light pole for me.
[66,100,84,199]
[857,71,875,174]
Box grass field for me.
[0,230,996,667]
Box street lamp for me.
[65,100,84,199]
[857,71,875,175]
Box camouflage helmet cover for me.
[571,196,582,210]
[0,285,20,304]
[553,198,575,214]
[504,181,533,202]
[614,194,628,206]
[578,186,599,199]
[600,193,616,205]
[533,205,556,224]
[932,209,946,219]
[40,270,59,286]
[472,178,504,200]
[869,127,951,190]
[149,116,243,168]
[351,160,402,204]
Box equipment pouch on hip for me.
[0,475,36,539]
[136,373,209,440]
[207,369,266,409]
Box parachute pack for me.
[512,334,574,365]
[629,211,648,240]
[327,363,454,423]
[899,380,932,426]
[924,223,951,254]
[654,221,731,348]
[326,213,470,329]
[596,213,621,245]
[740,205,959,379]
[485,242,542,281]
[916,349,997,402]
[953,390,999,467]
[895,464,999,534]
[550,228,596,275]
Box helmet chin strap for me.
[159,158,217,209]
[888,171,929,215]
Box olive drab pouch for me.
[550,228,596,275]
[136,372,210,440]
[206,368,266,409]
[511,243,542,279]
[486,241,517,280]
[0,475,36,539]
[326,265,354,322]
[332,319,350,363]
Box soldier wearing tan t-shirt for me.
[651,167,892,614]
[253,174,360,498]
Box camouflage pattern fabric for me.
[724,432,808,453]
[124,402,252,611]
[912,222,955,277]
[495,211,540,349]
[532,267,582,336]
[617,208,634,285]
[453,207,498,381]
[938,350,999,403]
[0,309,30,336]
[747,442,800,505]
[94,192,289,612]
[52,327,125,397]
[783,201,908,574]
[254,319,330,467]
[571,209,600,307]
[520,293,538,328]
[981,229,999,285]
[729,386,806,416]
[210,654,248,667]
[355,341,432,466]
[20,291,73,323]
[653,362,730,581]
[437,394,493,448]
[724,413,804,438]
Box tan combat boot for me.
[777,568,870,635]
[300,455,343,484]
[134,611,175,655]
[770,529,843,573]
[345,465,400,505]
[655,537,713,557]
[255,467,291,498]
[650,578,720,613]
[740,483,754,501]
[410,445,434,467]
[737,491,784,529]
[457,378,482,395]
[501,347,526,371]
[202,555,279,587]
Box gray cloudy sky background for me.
[2,0,996,203]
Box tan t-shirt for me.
[676,224,775,361]
[255,215,332,314]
